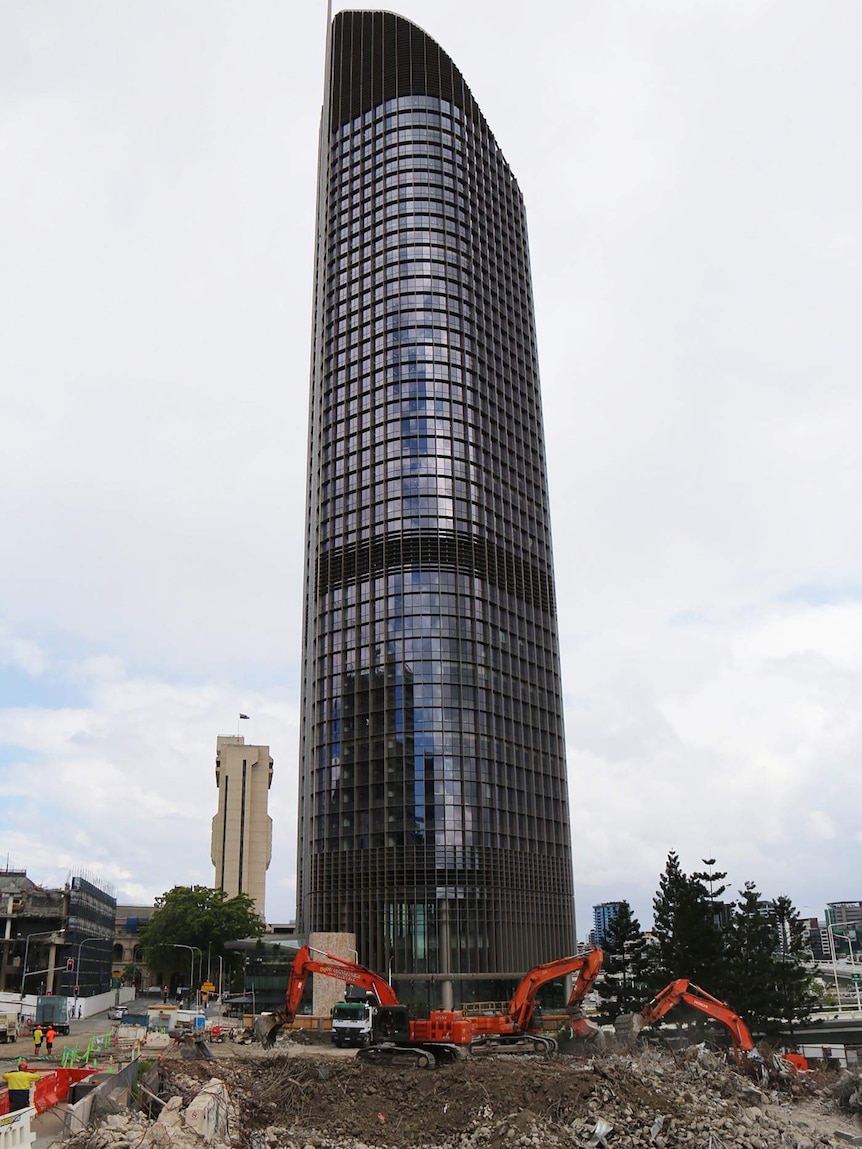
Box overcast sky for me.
[2,0,860,936]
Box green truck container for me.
[35,995,70,1035]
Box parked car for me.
[108,1005,128,1020]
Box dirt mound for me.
[173,1055,598,1143]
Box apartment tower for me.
[296,10,576,1003]
[212,735,272,919]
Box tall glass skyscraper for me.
[296,10,576,1004]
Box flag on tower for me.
[239,713,250,720]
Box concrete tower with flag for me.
[211,733,273,919]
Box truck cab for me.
[331,1000,375,1047]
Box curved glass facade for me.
[296,10,575,1000]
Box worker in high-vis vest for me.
[2,1059,41,1111]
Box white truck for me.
[331,1000,375,1047]
[0,1011,19,1043]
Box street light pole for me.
[849,936,861,1013]
[171,944,202,1008]
[195,948,203,1008]
[171,944,194,1007]
[832,930,862,1012]
[75,935,108,999]
[827,924,843,1011]
[20,929,65,1018]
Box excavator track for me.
[471,1033,559,1057]
[357,1043,438,1069]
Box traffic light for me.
[67,958,74,970]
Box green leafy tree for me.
[140,886,265,989]
[772,895,819,1036]
[596,901,649,1022]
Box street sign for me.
[850,973,861,982]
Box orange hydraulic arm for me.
[281,944,399,1024]
[470,948,603,1039]
[641,979,756,1058]
[508,947,604,1032]
[564,946,605,1037]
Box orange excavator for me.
[624,979,758,1064]
[470,947,604,1054]
[257,944,603,1065]
[255,944,474,1067]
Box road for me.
[1,1012,119,1067]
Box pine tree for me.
[647,850,719,993]
[772,895,820,1036]
[649,850,687,986]
[596,901,648,1022]
[691,858,729,905]
[725,881,781,1035]
[690,857,730,998]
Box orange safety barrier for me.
[31,1069,95,1115]
[56,1069,95,1098]
[31,1075,57,1115]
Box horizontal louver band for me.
[315,528,554,612]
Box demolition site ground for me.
[139,1040,862,1149]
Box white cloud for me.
[808,811,837,842]
[0,627,47,677]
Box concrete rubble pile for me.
[65,1079,235,1149]
[833,1073,862,1117]
[62,1049,862,1149]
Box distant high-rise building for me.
[826,901,862,931]
[804,917,828,962]
[826,901,862,954]
[212,736,272,918]
[592,902,623,947]
[295,10,576,1003]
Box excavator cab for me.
[372,1004,412,1044]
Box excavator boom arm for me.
[282,944,399,1022]
[567,947,604,1013]
[507,949,603,1031]
[641,979,755,1053]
